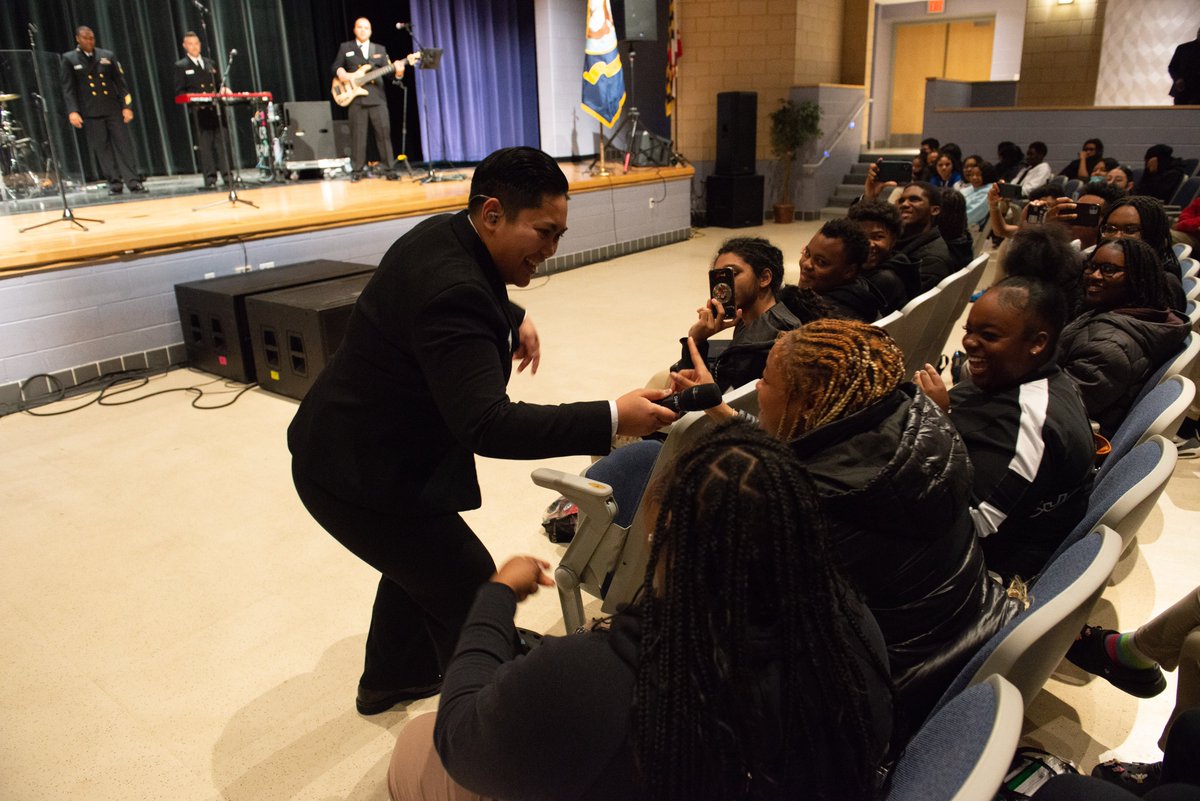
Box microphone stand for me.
[405,25,463,183]
[19,23,104,232]
[194,46,257,210]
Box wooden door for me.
[888,18,995,137]
[945,19,995,81]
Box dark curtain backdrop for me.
[410,0,539,163]
[0,0,537,179]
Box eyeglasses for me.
[1100,223,1142,236]
[1082,261,1125,277]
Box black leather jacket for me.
[790,384,1019,738]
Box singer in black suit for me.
[331,17,405,181]
[60,25,144,194]
[287,147,675,715]
[173,32,229,190]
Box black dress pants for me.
[191,108,230,184]
[292,464,496,691]
[348,101,395,174]
[82,114,139,185]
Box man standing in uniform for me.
[173,31,229,191]
[61,26,145,194]
[331,18,406,182]
[288,147,677,715]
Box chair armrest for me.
[531,468,616,529]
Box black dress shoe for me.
[109,183,124,195]
[355,680,441,715]
[385,171,400,181]
[350,172,362,183]
[128,181,148,193]
[204,182,217,191]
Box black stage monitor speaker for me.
[707,174,764,228]
[333,120,351,159]
[245,273,373,400]
[174,259,374,383]
[715,91,757,176]
[284,101,338,161]
[612,0,657,41]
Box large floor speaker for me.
[284,102,338,161]
[174,260,374,383]
[707,174,764,228]
[245,273,373,400]
[333,120,351,159]
[715,92,757,176]
[612,0,657,41]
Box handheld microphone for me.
[395,22,408,30]
[653,384,723,414]
[192,0,210,13]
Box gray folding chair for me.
[880,309,926,371]
[1097,375,1194,484]
[897,285,942,375]
[887,675,1024,801]
[1131,333,1199,407]
[1175,243,1193,262]
[923,253,988,372]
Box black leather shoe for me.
[355,680,441,715]
[385,171,399,181]
[109,183,123,195]
[204,181,217,191]
[1066,626,1166,698]
[350,172,362,183]
[128,181,148,193]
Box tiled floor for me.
[2,219,1197,799]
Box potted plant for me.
[768,99,822,223]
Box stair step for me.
[820,206,847,218]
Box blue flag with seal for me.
[581,0,625,128]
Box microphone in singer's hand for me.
[654,384,723,414]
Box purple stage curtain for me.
[410,0,539,163]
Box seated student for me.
[669,237,807,392]
[915,278,1095,583]
[929,150,963,189]
[1101,195,1188,312]
[1090,156,1120,184]
[678,320,1018,739]
[936,188,975,271]
[1000,225,1082,313]
[1058,238,1189,438]
[1060,138,1105,180]
[917,136,940,180]
[959,159,997,228]
[1107,164,1136,193]
[1011,141,1053,195]
[996,140,1025,183]
[1047,182,1128,251]
[893,182,955,291]
[848,199,921,313]
[1139,144,1187,204]
[987,183,1078,243]
[1175,196,1200,250]
[797,218,886,322]
[388,426,896,801]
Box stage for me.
[0,160,695,400]
[0,162,694,277]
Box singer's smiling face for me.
[354,18,372,43]
[182,35,202,59]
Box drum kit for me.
[0,91,52,201]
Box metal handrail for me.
[799,96,869,174]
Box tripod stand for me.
[193,45,257,211]
[403,27,463,183]
[393,75,416,179]
[596,43,643,175]
[19,24,103,233]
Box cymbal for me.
[0,93,19,102]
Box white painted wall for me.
[535,0,590,157]
[868,0,1026,145]
[1095,0,1200,106]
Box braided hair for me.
[1089,238,1171,311]
[717,237,786,296]
[1101,195,1179,270]
[633,423,894,801]
[771,320,906,439]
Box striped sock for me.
[1104,632,1157,669]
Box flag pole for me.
[596,123,611,177]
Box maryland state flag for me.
[581,0,625,128]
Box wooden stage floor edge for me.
[1,163,694,278]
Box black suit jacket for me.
[61,47,131,118]
[173,55,222,127]
[331,40,393,106]
[288,211,612,515]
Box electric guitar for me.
[330,52,421,107]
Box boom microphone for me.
[653,383,723,414]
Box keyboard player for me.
[173,31,229,190]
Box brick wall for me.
[1017,0,1107,106]
[675,1,845,163]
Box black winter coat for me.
[790,385,1018,738]
[1058,307,1189,438]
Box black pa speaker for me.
[333,120,351,159]
[612,0,657,41]
[706,174,764,228]
[715,92,757,176]
[284,101,338,161]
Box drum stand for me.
[19,24,103,233]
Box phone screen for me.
[708,268,735,314]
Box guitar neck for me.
[354,63,396,85]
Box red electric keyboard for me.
[174,91,273,104]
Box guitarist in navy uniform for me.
[331,18,406,182]
[61,26,145,194]
[173,32,229,191]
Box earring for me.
[489,214,498,223]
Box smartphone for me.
[876,160,911,184]
[708,267,735,316]
[1027,204,1047,223]
[1070,202,1102,227]
[998,182,1023,200]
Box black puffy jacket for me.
[1058,307,1189,438]
[789,384,1019,739]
